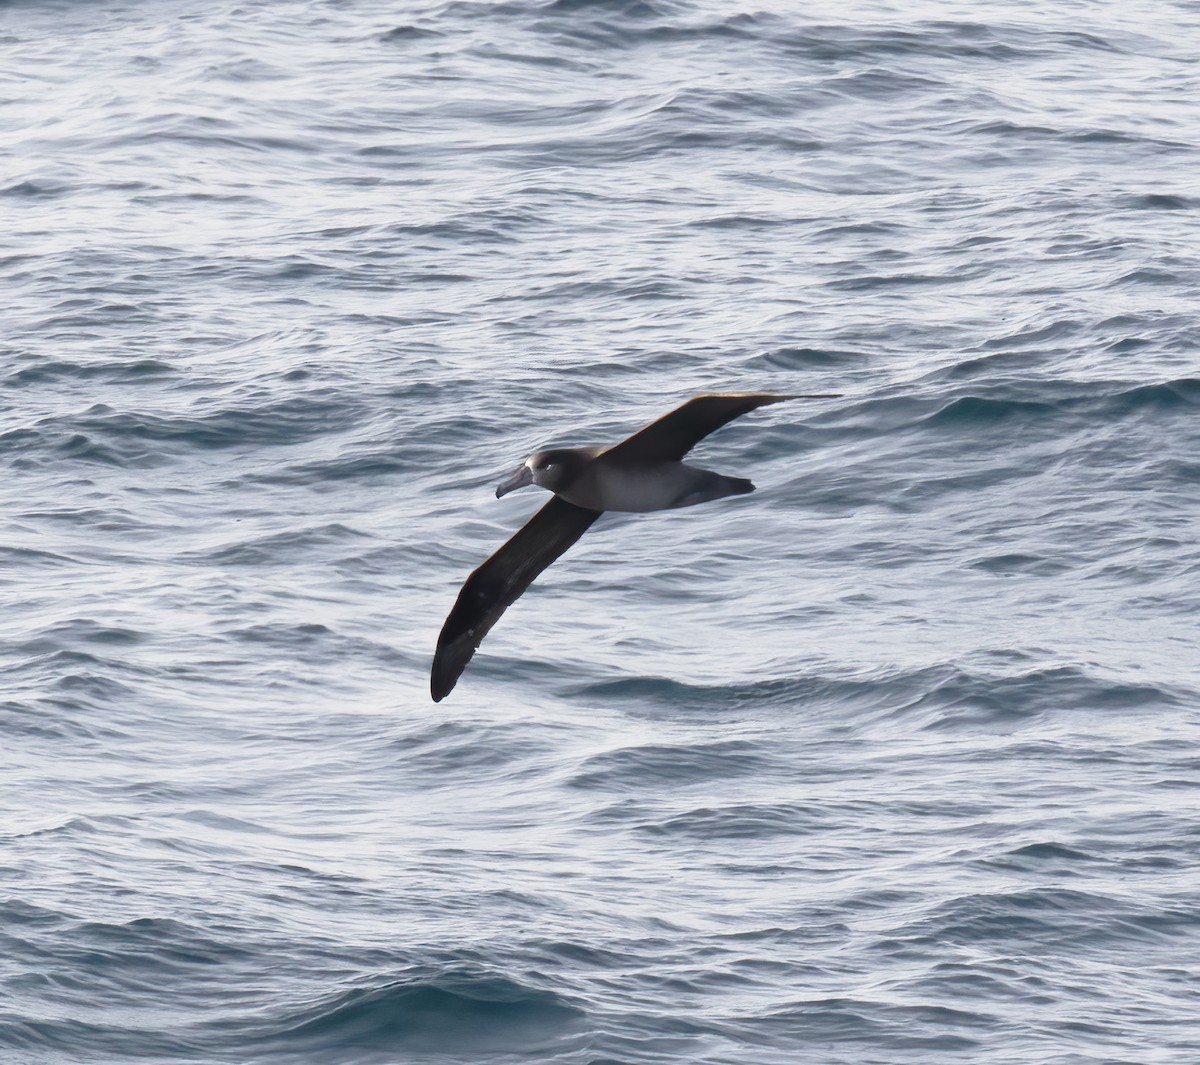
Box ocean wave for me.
[574,660,1182,733]
[890,887,1200,950]
[819,376,1200,441]
[904,665,1177,730]
[2,396,370,470]
[568,739,774,789]
[190,523,373,567]
[636,801,827,840]
[5,357,174,388]
[254,969,584,1059]
[7,0,1199,1062]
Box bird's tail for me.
[672,471,755,508]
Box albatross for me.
[430,391,838,701]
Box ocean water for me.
[4,0,1200,1061]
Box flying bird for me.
[431,392,838,701]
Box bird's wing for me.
[431,496,603,701]
[601,392,836,464]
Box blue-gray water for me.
[4,1,1200,1062]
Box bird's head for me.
[495,448,591,498]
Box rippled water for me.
[5,1,1200,1062]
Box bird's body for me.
[431,391,839,701]
[550,454,750,512]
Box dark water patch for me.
[825,270,971,292]
[1105,335,1155,353]
[657,85,798,122]
[0,544,79,568]
[995,840,1100,867]
[1119,192,1195,211]
[267,254,344,282]
[0,698,86,741]
[1110,267,1182,286]
[545,0,665,15]
[893,888,1200,951]
[222,623,412,671]
[380,24,444,43]
[206,56,292,84]
[5,357,174,387]
[513,115,821,166]
[392,719,569,783]
[57,431,133,467]
[922,394,1059,429]
[731,995,989,1052]
[46,673,140,718]
[66,915,248,966]
[766,21,1038,63]
[214,630,418,676]
[16,619,146,657]
[120,112,326,157]
[638,801,828,839]
[1103,377,1200,415]
[1157,458,1200,484]
[188,523,372,567]
[0,1015,200,1060]
[4,647,151,718]
[748,346,864,370]
[372,215,523,246]
[521,0,677,48]
[688,211,797,230]
[943,352,1058,381]
[232,449,411,486]
[572,673,851,709]
[0,427,46,455]
[487,273,686,307]
[19,504,158,537]
[2,179,70,199]
[176,809,273,834]
[965,119,1187,151]
[975,318,1084,351]
[225,622,334,647]
[36,300,162,332]
[2,813,136,842]
[7,396,367,471]
[568,740,773,790]
[524,938,640,970]
[908,959,1058,1006]
[970,552,1073,576]
[574,665,1037,731]
[250,968,584,1060]
[819,220,910,239]
[898,376,1200,439]
[907,665,1175,730]
[0,898,71,928]
[821,67,944,101]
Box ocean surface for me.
[4,0,1200,1062]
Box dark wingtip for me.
[431,673,457,701]
[430,650,460,702]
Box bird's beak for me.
[495,464,534,498]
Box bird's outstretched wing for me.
[602,392,837,464]
[431,496,603,701]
